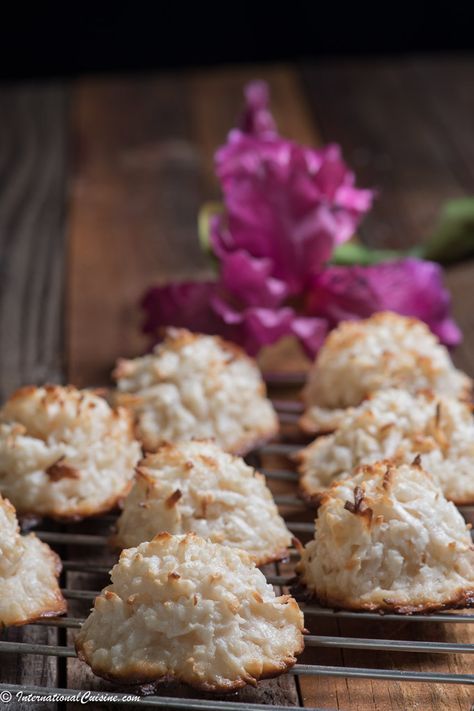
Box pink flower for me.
[307,258,461,347]
[211,82,374,295]
[141,281,327,356]
[141,82,460,359]
[141,82,367,356]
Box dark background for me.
[1,5,473,80]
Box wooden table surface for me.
[1,55,474,710]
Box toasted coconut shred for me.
[76,533,305,692]
[112,328,278,454]
[300,312,472,434]
[112,440,292,565]
[296,461,474,613]
[0,494,66,625]
[0,385,141,520]
[297,388,474,505]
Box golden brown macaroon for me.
[76,533,305,692]
[296,460,474,613]
[0,385,141,520]
[111,439,292,565]
[112,328,278,454]
[0,494,66,625]
[297,388,474,505]
[300,312,472,434]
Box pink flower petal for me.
[219,249,289,308]
[307,258,461,347]
[141,276,329,358]
[239,80,277,137]
[210,294,296,354]
[291,316,329,357]
[213,101,374,294]
[141,282,221,337]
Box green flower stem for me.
[331,242,404,265]
[198,201,224,254]
[332,198,474,266]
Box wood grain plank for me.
[0,83,69,707]
[411,56,474,189]
[406,56,474,378]
[66,66,316,707]
[301,58,469,251]
[67,73,211,388]
[299,56,474,710]
[0,84,68,399]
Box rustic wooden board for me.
[0,82,69,708]
[301,57,470,251]
[300,56,474,710]
[0,83,68,399]
[67,71,211,387]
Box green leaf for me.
[421,197,474,264]
[198,201,224,254]
[331,240,403,266]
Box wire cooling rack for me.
[1,376,474,710]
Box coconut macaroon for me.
[112,440,292,564]
[76,533,304,691]
[297,388,474,505]
[112,328,278,454]
[300,311,472,434]
[0,494,66,625]
[0,385,141,520]
[296,460,474,613]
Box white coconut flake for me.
[300,312,471,434]
[0,494,66,625]
[296,460,474,612]
[76,533,304,691]
[0,385,141,519]
[113,328,278,454]
[298,388,474,505]
[112,440,292,564]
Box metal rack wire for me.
[0,389,474,710]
